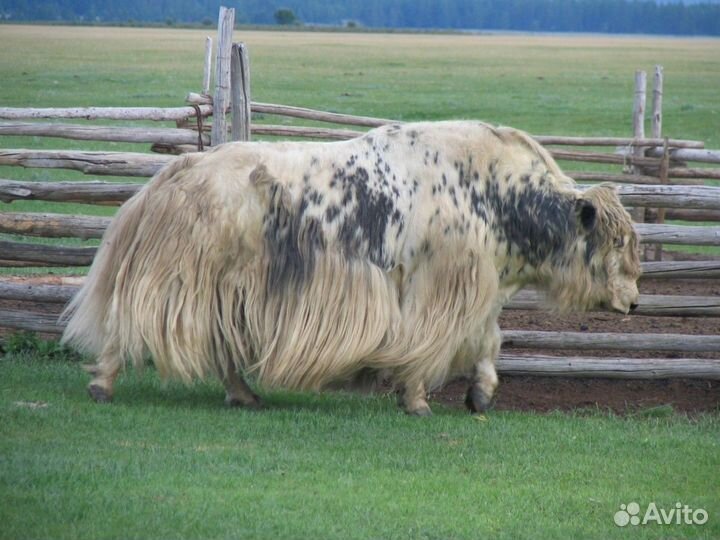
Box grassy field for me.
[1,25,718,256]
[1,353,719,540]
[0,25,718,142]
[1,25,720,539]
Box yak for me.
[61,121,641,416]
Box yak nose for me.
[629,303,639,312]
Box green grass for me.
[1,355,719,540]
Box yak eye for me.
[614,236,625,248]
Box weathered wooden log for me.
[202,36,213,95]
[189,94,709,150]
[0,122,210,146]
[502,330,720,353]
[646,148,720,165]
[497,354,720,379]
[646,208,720,223]
[0,241,96,266]
[0,281,78,303]
[571,171,703,185]
[150,143,197,155]
[0,105,212,121]
[539,136,702,148]
[635,223,720,246]
[609,184,720,210]
[508,290,720,317]
[629,294,720,317]
[211,6,234,146]
[252,102,395,128]
[230,42,251,142]
[570,171,664,185]
[666,167,720,180]
[651,65,663,141]
[641,260,720,279]
[0,149,170,177]
[0,308,64,334]
[0,179,141,204]
[553,148,661,168]
[0,213,111,239]
[251,124,362,140]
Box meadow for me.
[1,25,719,539]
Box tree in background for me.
[274,8,298,25]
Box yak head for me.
[547,184,642,314]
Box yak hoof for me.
[88,384,113,404]
[225,395,263,410]
[465,385,494,413]
[406,403,433,417]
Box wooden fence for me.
[1,6,719,381]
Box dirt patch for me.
[432,274,720,415]
[433,377,720,415]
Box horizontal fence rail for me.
[508,290,720,317]
[503,330,720,353]
[640,260,720,279]
[0,241,96,267]
[496,354,720,379]
[0,105,212,121]
[0,122,210,146]
[0,149,171,177]
[0,179,141,205]
[634,223,720,246]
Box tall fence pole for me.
[211,6,235,146]
[651,65,666,261]
[651,65,663,139]
[202,36,213,96]
[631,70,648,253]
[230,42,251,142]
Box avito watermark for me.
[614,501,708,527]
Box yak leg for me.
[85,342,122,403]
[223,361,262,409]
[465,322,501,413]
[400,379,432,417]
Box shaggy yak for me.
[62,121,641,416]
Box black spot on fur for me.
[470,178,576,266]
[334,166,396,268]
[264,186,326,291]
[391,209,402,225]
[325,205,341,223]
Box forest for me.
[1,0,719,35]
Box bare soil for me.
[434,275,720,415]
[1,270,718,415]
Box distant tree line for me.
[1,0,718,35]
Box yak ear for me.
[575,198,597,233]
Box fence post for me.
[651,65,663,139]
[202,36,213,96]
[651,65,665,261]
[230,42,251,142]
[630,70,647,255]
[211,6,235,146]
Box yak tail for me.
[61,152,259,381]
[59,171,158,359]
